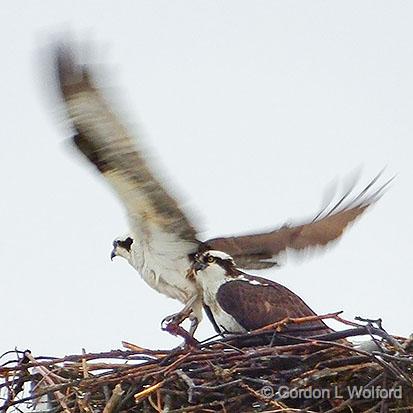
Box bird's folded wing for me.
[55,46,197,245]
[217,277,332,336]
[206,174,391,269]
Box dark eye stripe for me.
[118,237,133,252]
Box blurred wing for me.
[207,174,391,269]
[55,46,198,247]
[217,275,332,336]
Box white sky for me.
[1,1,413,357]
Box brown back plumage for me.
[216,274,333,336]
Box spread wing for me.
[206,174,391,269]
[54,46,198,251]
[217,274,332,336]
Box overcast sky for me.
[1,1,413,358]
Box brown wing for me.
[54,45,198,248]
[217,274,332,336]
[207,174,392,269]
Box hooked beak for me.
[110,249,117,261]
[110,241,118,261]
[194,261,207,272]
[186,261,207,279]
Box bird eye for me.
[207,256,215,263]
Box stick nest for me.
[1,314,413,413]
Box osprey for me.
[54,45,389,335]
[189,249,333,337]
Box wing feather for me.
[207,174,392,269]
[55,46,197,242]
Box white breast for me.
[129,232,199,304]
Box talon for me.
[161,314,176,325]
[161,314,177,330]
[161,312,186,330]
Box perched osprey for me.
[54,45,388,334]
[189,249,333,337]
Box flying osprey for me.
[188,249,332,336]
[54,45,388,335]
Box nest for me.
[1,313,413,413]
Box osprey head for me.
[111,236,134,261]
[188,250,236,279]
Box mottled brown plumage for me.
[216,275,332,336]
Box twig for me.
[102,383,124,413]
[25,351,71,413]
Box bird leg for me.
[188,313,199,336]
[161,295,200,348]
[161,295,198,330]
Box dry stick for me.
[122,341,168,358]
[147,393,162,413]
[81,348,90,379]
[252,311,344,334]
[0,350,161,373]
[363,401,384,413]
[78,348,94,413]
[0,350,31,411]
[334,313,365,327]
[102,383,124,413]
[165,394,250,413]
[213,341,246,354]
[134,380,165,404]
[175,370,196,403]
[156,389,162,412]
[376,352,413,365]
[66,362,138,371]
[276,408,322,413]
[160,353,191,376]
[323,398,359,413]
[361,318,406,352]
[24,352,71,413]
[371,357,413,386]
[0,380,76,410]
[239,382,291,410]
[77,394,94,413]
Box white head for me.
[111,235,134,263]
[188,250,238,283]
